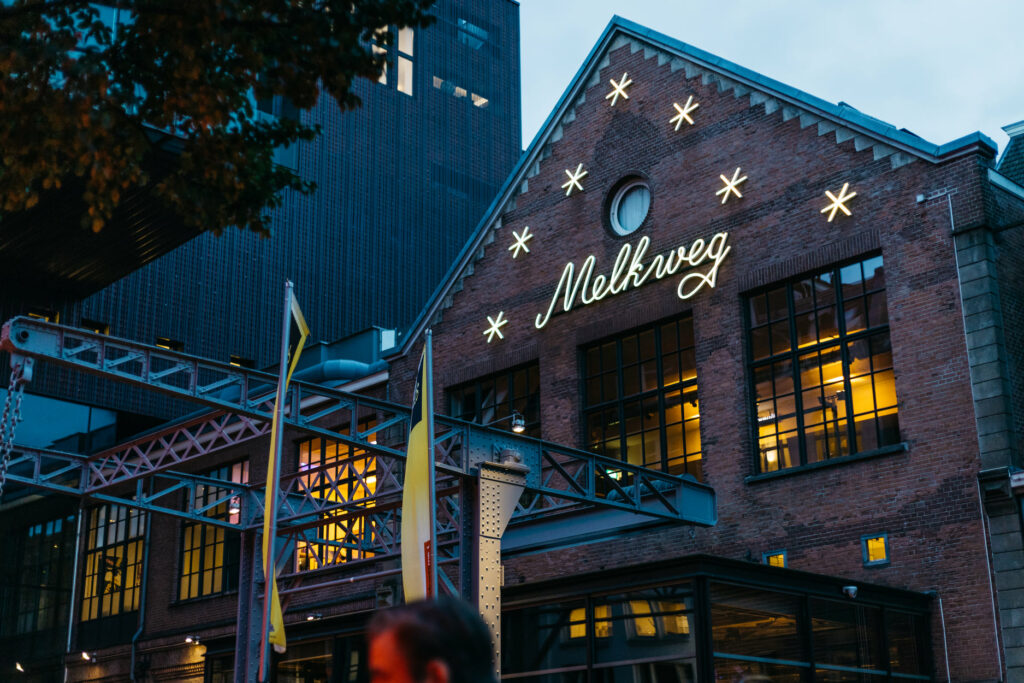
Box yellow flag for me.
[402,343,434,600]
[262,289,309,659]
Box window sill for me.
[170,589,239,607]
[744,442,909,484]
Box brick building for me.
[5,14,1024,683]
[385,16,1024,681]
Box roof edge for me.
[393,15,998,359]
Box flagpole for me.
[259,279,293,681]
[425,328,437,597]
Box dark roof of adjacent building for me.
[0,134,201,302]
[998,120,1024,187]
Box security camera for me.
[842,585,858,599]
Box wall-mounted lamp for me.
[15,662,25,673]
[484,411,526,433]
[228,496,241,515]
[81,652,96,663]
[306,612,323,622]
[842,585,859,599]
[185,635,200,644]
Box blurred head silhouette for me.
[368,598,496,683]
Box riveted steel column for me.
[476,456,527,677]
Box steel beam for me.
[2,316,715,525]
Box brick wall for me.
[389,41,1004,680]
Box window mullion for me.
[655,329,669,471]
[787,283,808,467]
[616,340,627,462]
[833,267,857,455]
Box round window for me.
[610,180,651,235]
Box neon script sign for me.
[534,232,731,329]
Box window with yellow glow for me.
[81,505,145,621]
[763,551,786,568]
[296,427,378,572]
[748,255,899,473]
[178,461,248,600]
[568,604,612,639]
[862,534,889,566]
[582,316,703,480]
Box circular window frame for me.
[605,175,652,237]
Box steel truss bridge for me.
[0,316,716,680]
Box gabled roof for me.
[393,15,998,358]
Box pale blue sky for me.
[520,1,1024,156]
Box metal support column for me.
[475,456,527,678]
[234,530,264,683]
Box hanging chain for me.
[0,358,30,501]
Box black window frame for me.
[177,460,248,601]
[744,254,900,475]
[446,362,541,437]
[580,315,703,480]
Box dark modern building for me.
[27,0,522,419]
[0,1,521,680]
[6,12,1024,683]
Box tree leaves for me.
[0,0,435,236]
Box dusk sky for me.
[519,1,1024,155]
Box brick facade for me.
[387,25,1022,682]
[20,17,1024,683]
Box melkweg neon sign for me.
[534,232,731,329]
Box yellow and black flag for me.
[260,282,309,680]
[402,331,436,601]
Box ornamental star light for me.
[670,96,699,130]
[484,311,508,343]
[605,72,633,106]
[716,167,748,204]
[508,226,533,259]
[562,164,588,196]
[821,182,857,222]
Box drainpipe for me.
[63,503,84,683]
[130,487,154,681]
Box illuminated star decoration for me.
[562,164,588,196]
[484,311,508,343]
[821,182,857,222]
[605,72,633,106]
[670,96,699,130]
[716,167,748,204]
[508,226,533,259]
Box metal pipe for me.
[63,504,84,683]
[130,488,154,681]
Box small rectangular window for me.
[457,18,488,49]
[80,318,109,335]
[763,550,787,567]
[155,337,184,352]
[397,56,413,95]
[398,26,414,55]
[26,308,59,323]
[862,534,889,566]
